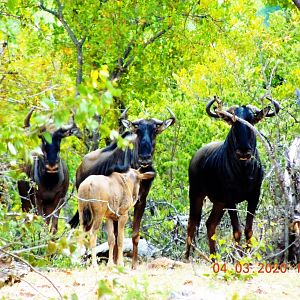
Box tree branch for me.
[110,25,172,82]
[292,0,300,10]
[39,0,86,88]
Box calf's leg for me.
[90,215,103,268]
[107,218,115,266]
[117,214,128,266]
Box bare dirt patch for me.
[1,258,300,299]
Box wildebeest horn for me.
[120,107,129,120]
[24,108,35,128]
[265,97,280,117]
[206,96,222,118]
[166,106,176,124]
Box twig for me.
[12,245,47,255]
[265,239,298,260]
[0,270,49,299]
[0,249,63,300]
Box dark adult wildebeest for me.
[185,97,280,260]
[69,107,176,269]
[18,109,77,233]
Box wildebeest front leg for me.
[206,202,225,258]
[17,181,33,212]
[117,214,128,266]
[43,197,62,234]
[131,179,152,270]
[227,204,242,245]
[185,190,205,260]
[227,204,242,256]
[131,199,146,269]
[245,198,259,248]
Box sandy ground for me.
[1,258,300,300]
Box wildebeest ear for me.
[156,118,175,133]
[121,119,136,131]
[253,106,271,124]
[138,171,156,180]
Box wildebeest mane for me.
[76,132,139,189]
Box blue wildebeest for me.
[18,108,77,233]
[185,97,280,259]
[78,168,155,267]
[69,107,176,269]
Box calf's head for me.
[206,96,280,161]
[126,169,155,202]
[120,108,176,168]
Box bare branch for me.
[39,0,86,87]
[110,25,172,81]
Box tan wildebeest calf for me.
[78,168,155,267]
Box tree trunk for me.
[285,137,300,263]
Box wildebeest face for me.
[133,120,158,167]
[231,106,257,161]
[121,109,176,168]
[206,97,279,162]
[41,131,64,173]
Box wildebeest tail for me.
[82,205,93,232]
[68,210,80,228]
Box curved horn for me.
[265,97,280,117]
[206,96,221,118]
[166,106,176,123]
[120,107,129,120]
[24,108,35,128]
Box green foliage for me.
[0,0,299,269]
[94,270,165,300]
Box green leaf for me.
[97,279,113,297]
[47,241,57,255]
[42,132,52,144]
[7,0,18,12]
[7,142,17,155]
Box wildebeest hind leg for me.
[206,202,225,259]
[185,193,205,260]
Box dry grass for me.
[1,258,300,299]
